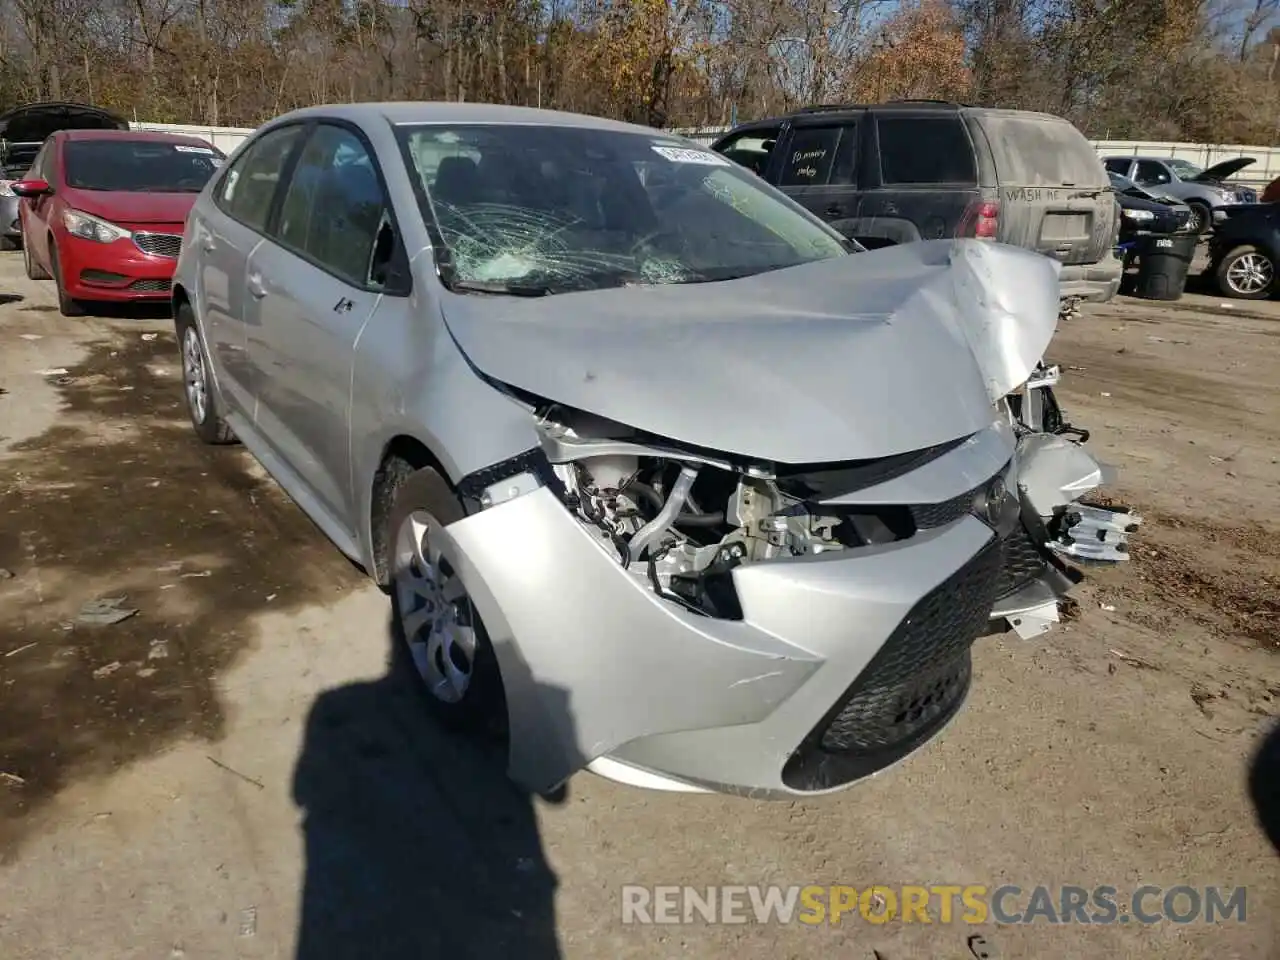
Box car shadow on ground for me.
[291,613,566,959]
[1247,719,1280,855]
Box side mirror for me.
[11,178,51,198]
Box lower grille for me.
[81,269,128,285]
[129,278,171,292]
[995,521,1050,600]
[782,540,1002,791]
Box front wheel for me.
[387,463,507,739]
[1215,244,1274,300]
[48,241,84,316]
[1187,200,1211,236]
[175,303,237,443]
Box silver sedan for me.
[172,102,1138,798]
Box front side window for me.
[396,124,851,295]
[877,115,977,185]
[64,139,223,193]
[1134,160,1172,186]
[715,125,781,178]
[276,124,388,287]
[217,125,305,232]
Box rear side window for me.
[216,125,305,232]
[877,115,976,185]
[980,115,1106,187]
[1104,158,1130,175]
[780,126,841,186]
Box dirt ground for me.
[0,250,1277,960]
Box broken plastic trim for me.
[456,448,557,511]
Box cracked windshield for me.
[398,124,850,294]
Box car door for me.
[773,118,862,240]
[246,121,395,530]
[23,141,56,269]
[196,123,307,418]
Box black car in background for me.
[712,101,1122,308]
[0,101,127,250]
[1207,203,1280,300]
[1110,171,1192,243]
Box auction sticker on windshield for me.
[174,145,217,154]
[651,145,729,166]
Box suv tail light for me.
[959,200,999,239]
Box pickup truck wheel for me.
[387,463,508,741]
[1216,244,1274,300]
[176,303,237,444]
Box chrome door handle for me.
[246,273,267,299]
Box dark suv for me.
[712,101,1121,306]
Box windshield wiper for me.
[448,278,552,297]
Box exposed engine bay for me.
[534,361,1141,632]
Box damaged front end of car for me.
[431,238,1141,798]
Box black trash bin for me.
[1132,233,1198,301]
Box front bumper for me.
[446,484,1003,798]
[436,403,1134,799]
[60,232,179,301]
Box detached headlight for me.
[0,180,14,198]
[1122,208,1155,221]
[63,209,131,244]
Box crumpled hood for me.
[438,239,1061,464]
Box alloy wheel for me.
[181,326,209,424]
[1225,252,1273,296]
[393,511,477,704]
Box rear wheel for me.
[176,303,236,444]
[0,235,17,252]
[48,240,83,316]
[387,463,507,739]
[22,230,49,280]
[1216,244,1274,300]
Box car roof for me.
[265,101,667,138]
[59,128,216,148]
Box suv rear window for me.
[980,114,1106,187]
[876,115,976,185]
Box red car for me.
[13,129,224,315]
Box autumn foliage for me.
[2,0,1280,143]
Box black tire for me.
[386,462,508,740]
[175,302,237,443]
[1188,200,1212,237]
[1215,244,1275,300]
[48,240,84,316]
[0,235,17,252]
[22,231,49,280]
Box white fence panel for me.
[130,121,256,155]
